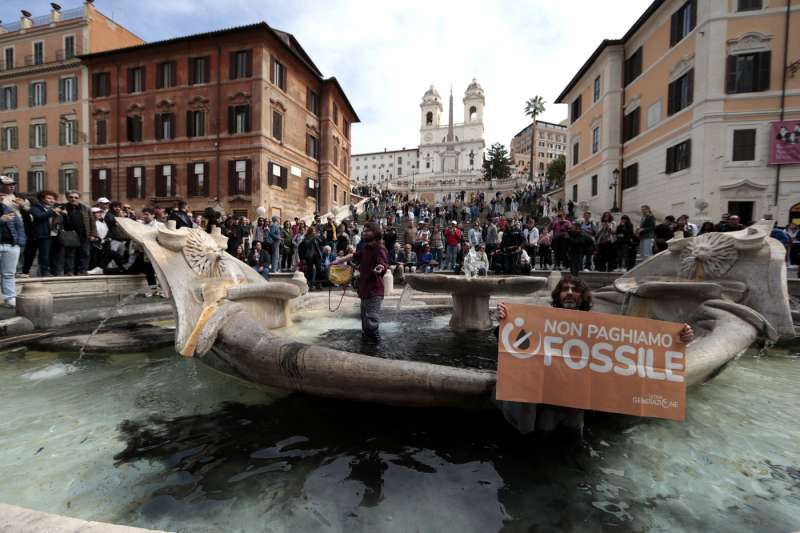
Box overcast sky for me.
[3,0,653,153]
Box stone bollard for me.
[383,268,394,294]
[290,270,309,295]
[16,283,54,329]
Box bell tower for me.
[420,85,442,131]
[463,78,485,124]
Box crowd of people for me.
[2,171,799,309]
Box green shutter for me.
[58,169,65,193]
[11,127,17,150]
[42,124,47,147]
[29,125,34,148]
[59,121,66,146]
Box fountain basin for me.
[404,274,548,331]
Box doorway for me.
[727,201,754,225]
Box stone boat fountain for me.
[115,217,793,429]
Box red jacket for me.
[444,227,462,247]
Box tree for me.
[482,142,512,181]
[546,154,566,187]
[524,96,546,182]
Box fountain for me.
[403,274,547,331]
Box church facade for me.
[352,80,486,188]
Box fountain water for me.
[77,288,146,361]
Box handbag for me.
[58,229,81,248]
[328,264,354,287]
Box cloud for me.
[2,0,654,154]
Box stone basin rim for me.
[404,273,548,295]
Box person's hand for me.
[497,303,509,320]
[679,324,694,343]
[373,264,386,274]
[1,213,14,222]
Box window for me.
[96,119,107,145]
[155,164,176,197]
[624,47,643,86]
[621,163,639,189]
[188,56,210,85]
[186,110,205,138]
[737,0,762,11]
[426,111,433,126]
[334,140,340,166]
[127,166,146,199]
[126,115,143,142]
[670,0,697,46]
[272,110,283,141]
[307,88,320,115]
[93,72,111,98]
[127,67,145,93]
[593,76,600,102]
[29,123,47,148]
[64,36,75,60]
[571,184,577,202]
[306,177,316,197]
[229,160,252,194]
[333,103,339,127]
[572,141,580,165]
[186,162,208,197]
[732,129,756,161]
[59,76,77,102]
[230,50,252,79]
[570,96,582,123]
[28,170,45,192]
[29,81,46,107]
[155,113,175,140]
[268,162,286,189]
[156,61,176,89]
[334,184,339,203]
[0,126,18,151]
[228,105,251,134]
[591,175,598,196]
[591,127,600,154]
[4,48,13,70]
[306,133,319,159]
[0,86,17,110]
[726,52,771,94]
[58,169,77,194]
[91,168,110,200]
[623,107,641,142]
[666,139,692,173]
[33,42,44,65]
[668,69,694,115]
[59,118,77,146]
[271,58,287,91]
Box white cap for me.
[451,220,457,224]
[90,207,102,213]
[0,175,15,185]
[96,197,110,204]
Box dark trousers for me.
[596,242,616,272]
[281,245,293,271]
[128,254,157,286]
[23,239,38,274]
[49,239,65,276]
[569,253,583,276]
[304,258,322,288]
[538,244,551,268]
[63,240,90,274]
[553,236,568,268]
[360,296,383,339]
[36,238,53,277]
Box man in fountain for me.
[496,275,694,437]
[333,221,388,341]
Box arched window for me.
[426,111,433,125]
[469,106,477,121]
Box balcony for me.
[0,7,85,33]
[20,48,80,69]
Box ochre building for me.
[80,22,358,219]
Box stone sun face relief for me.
[182,229,228,278]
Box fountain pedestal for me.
[405,274,548,332]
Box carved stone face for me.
[183,229,228,278]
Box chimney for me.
[20,10,33,29]
[51,3,62,23]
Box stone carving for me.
[183,229,228,278]
[679,232,738,279]
[727,32,771,55]
[669,54,695,81]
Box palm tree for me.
[524,96,546,182]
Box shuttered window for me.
[156,61,176,89]
[59,118,77,146]
[186,110,205,138]
[0,86,17,110]
[229,50,253,79]
[732,129,756,161]
[306,133,319,159]
[621,163,638,190]
[229,159,252,195]
[666,139,692,174]
[126,166,146,199]
[127,67,145,93]
[228,105,251,134]
[726,52,771,94]
[306,88,320,115]
[591,175,598,196]
[271,58,287,91]
[96,119,107,145]
[188,56,210,85]
[0,126,18,151]
[28,170,45,193]
[155,113,175,140]
[670,0,696,47]
[624,48,642,86]
[667,69,694,115]
[570,95,582,123]
[126,116,143,142]
[267,161,288,189]
[623,107,640,142]
[58,169,77,194]
[187,162,209,197]
[29,81,46,107]
[29,123,46,148]
[572,141,579,165]
[58,76,77,102]
[272,110,283,140]
[155,164,176,197]
[92,72,111,97]
[91,168,111,200]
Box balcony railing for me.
[20,48,79,68]
[0,7,85,33]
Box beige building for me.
[555,0,800,224]
[510,119,568,180]
[0,2,142,198]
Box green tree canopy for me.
[546,154,566,186]
[482,143,512,181]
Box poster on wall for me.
[769,121,800,165]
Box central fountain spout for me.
[404,274,548,331]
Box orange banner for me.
[496,305,687,421]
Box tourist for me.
[267,216,282,273]
[678,214,697,237]
[105,202,130,269]
[253,217,267,244]
[698,221,716,235]
[485,218,499,257]
[725,215,745,232]
[248,241,271,280]
[168,201,193,229]
[30,190,63,277]
[638,205,656,260]
[566,225,591,276]
[464,243,489,277]
[538,226,552,270]
[444,221,462,271]
[323,216,337,248]
[299,227,323,291]
[550,211,572,270]
[0,191,25,307]
[468,221,483,248]
[498,220,525,275]
[383,223,398,251]
[654,215,676,253]
[333,221,388,341]
[61,190,95,276]
[321,245,338,279]
[523,219,539,268]
[595,213,616,272]
[716,213,730,232]
[418,244,434,273]
[336,224,350,255]
[232,244,247,263]
[430,225,444,269]
[291,221,306,270]
[281,221,294,272]
[89,207,108,271]
[399,243,417,273]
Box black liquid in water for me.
[310,307,500,370]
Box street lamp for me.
[610,168,620,212]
